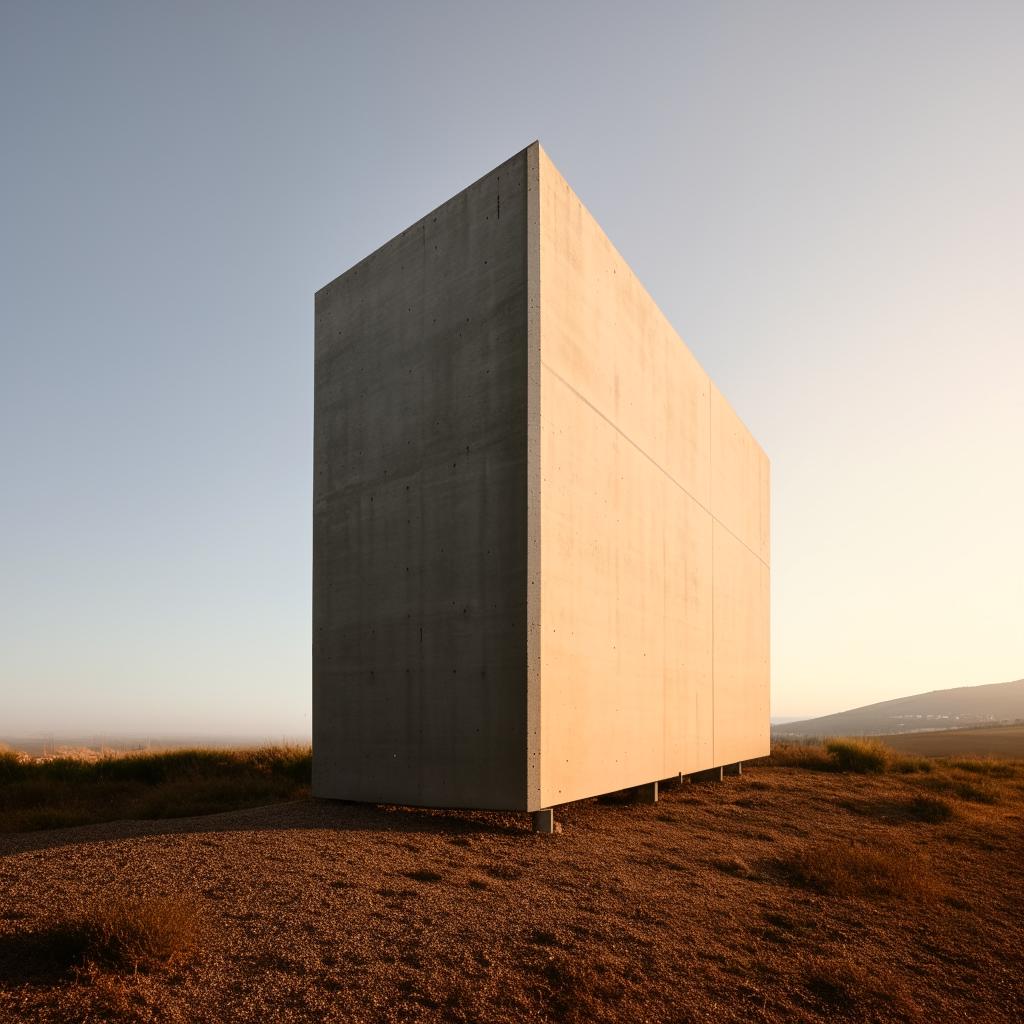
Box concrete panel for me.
[538,369,669,805]
[712,523,771,766]
[711,384,770,565]
[662,484,715,776]
[536,148,711,509]
[313,150,530,809]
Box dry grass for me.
[824,738,890,773]
[800,954,923,1022]
[776,838,936,900]
[901,794,954,822]
[56,895,200,972]
[0,746,310,832]
[759,741,839,771]
[761,738,928,774]
[888,755,934,774]
[762,739,1024,795]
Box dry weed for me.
[759,742,837,771]
[778,839,934,900]
[903,794,954,823]
[889,754,933,774]
[60,895,201,972]
[765,739,949,777]
[802,953,923,1021]
[825,738,890,773]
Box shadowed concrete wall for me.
[313,150,530,808]
[313,142,769,812]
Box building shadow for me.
[0,797,530,858]
[0,926,81,986]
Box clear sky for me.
[2,1,1021,737]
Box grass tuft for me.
[802,955,923,1021]
[79,896,200,971]
[903,794,955,823]
[889,754,933,774]
[759,742,838,771]
[824,738,890,773]
[42,895,201,973]
[778,839,934,900]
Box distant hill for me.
[774,677,1024,737]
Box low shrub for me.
[778,839,933,899]
[68,895,201,971]
[903,795,954,823]
[761,742,838,771]
[825,738,890,773]
[802,954,923,1021]
[890,755,933,774]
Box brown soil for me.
[1,765,1022,1023]
[873,724,1024,759]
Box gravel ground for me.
[1,766,1022,1023]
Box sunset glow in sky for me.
[2,1,1021,736]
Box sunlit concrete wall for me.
[313,142,769,812]
[536,147,770,807]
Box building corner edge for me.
[525,142,542,811]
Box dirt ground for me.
[872,725,1024,759]
[1,764,1022,1023]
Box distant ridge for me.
[774,677,1024,737]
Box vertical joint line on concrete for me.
[709,386,715,767]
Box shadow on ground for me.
[0,798,532,858]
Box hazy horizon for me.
[3,2,1022,734]
[5,672,1021,748]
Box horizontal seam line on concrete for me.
[313,441,528,505]
[540,360,769,570]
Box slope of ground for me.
[872,724,1024,758]
[2,756,1023,1023]
[775,677,1024,737]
